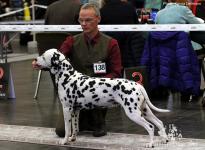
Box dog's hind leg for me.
[69,110,80,142]
[125,110,155,148]
[74,110,80,133]
[143,104,168,144]
[59,107,72,145]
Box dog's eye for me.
[42,56,46,61]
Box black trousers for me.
[55,103,107,137]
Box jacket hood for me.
[150,31,179,41]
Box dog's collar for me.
[56,58,67,69]
[59,59,66,65]
[50,58,68,72]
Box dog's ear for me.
[51,52,61,66]
[50,52,60,74]
[46,49,66,74]
[50,50,67,74]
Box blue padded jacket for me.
[141,31,200,95]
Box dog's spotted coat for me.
[36,49,170,148]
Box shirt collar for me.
[165,3,179,9]
[84,31,100,45]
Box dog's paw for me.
[158,130,169,144]
[161,138,169,144]
[145,142,154,148]
[158,130,168,138]
[68,136,76,142]
[59,138,69,145]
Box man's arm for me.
[183,6,202,24]
[59,35,74,56]
[104,39,122,78]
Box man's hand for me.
[32,59,42,69]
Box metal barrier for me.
[0,24,205,32]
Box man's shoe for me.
[55,128,65,137]
[92,129,107,137]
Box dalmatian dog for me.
[35,49,170,148]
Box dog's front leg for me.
[59,107,72,145]
[69,110,80,142]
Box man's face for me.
[78,8,100,35]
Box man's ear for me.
[98,16,101,23]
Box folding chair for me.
[33,32,69,99]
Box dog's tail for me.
[140,85,170,113]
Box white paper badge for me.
[93,62,106,74]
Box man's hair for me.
[81,3,101,17]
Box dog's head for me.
[36,48,66,74]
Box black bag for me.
[190,31,205,45]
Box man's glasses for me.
[78,18,96,24]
